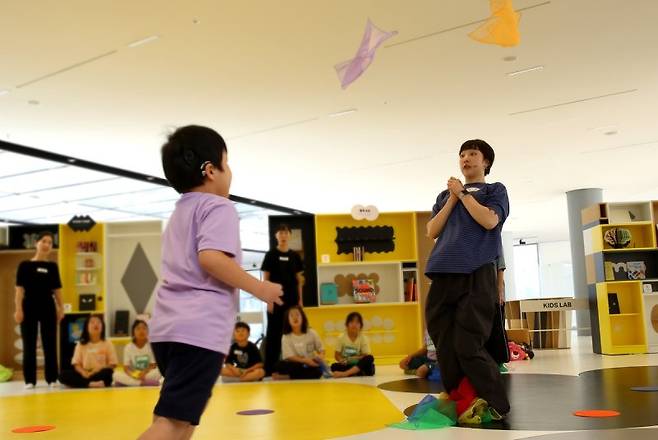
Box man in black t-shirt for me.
[261,224,304,375]
[221,322,264,382]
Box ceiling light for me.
[507,65,544,77]
[192,18,201,24]
[127,35,160,48]
[28,100,40,105]
[0,90,9,97]
[502,56,517,62]
[604,130,618,136]
[328,108,358,118]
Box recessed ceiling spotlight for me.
[192,18,200,24]
[507,65,544,77]
[0,90,9,97]
[127,35,160,48]
[604,130,618,136]
[503,55,517,62]
[328,108,358,118]
[28,99,40,105]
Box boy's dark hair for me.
[161,125,228,193]
[37,231,54,242]
[235,321,250,332]
[345,311,363,328]
[131,319,149,343]
[282,305,309,335]
[275,224,291,233]
[459,139,495,176]
[79,314,106,345]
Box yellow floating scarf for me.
[469,0,521,47]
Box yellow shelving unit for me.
[315,212,418,263]
[58,223,106,314]
[595,281,647,354]
[308,211,432,364]
[305,303,422,365]
[582,200,658,354]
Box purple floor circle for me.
[236,409,275,416]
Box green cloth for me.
[390,394,457,430]
[0,365,13,382]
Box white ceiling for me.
[1,0,657,242]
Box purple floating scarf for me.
[335,19,397,89]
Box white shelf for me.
[76,267,100,271]
[314,302,419,309]
[318,261,403,267]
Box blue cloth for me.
[425,182,509,275]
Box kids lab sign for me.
[520,298,588,313]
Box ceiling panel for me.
[0,151,66,178]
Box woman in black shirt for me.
[14,231,64,388]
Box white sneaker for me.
[24,383,35,390]
[48,381,59,388]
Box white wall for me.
[506,238,574,300]
[538,240,574,298]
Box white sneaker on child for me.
[24,383,35,390]
[47,381,59,388]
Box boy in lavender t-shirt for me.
[139,126,283,440]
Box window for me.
[512,243,541,299]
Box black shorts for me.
[151,342,224,426]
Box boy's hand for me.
[260,281,284,308]
[447,177,464,197]
[306,358,319,367]
[399,355,410,369]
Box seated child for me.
[398,329,438,379]
[273,305,328,380]
[221,322,265,382]
[331,312,375,378]
[59,314,117,388]
[113,320,161,386]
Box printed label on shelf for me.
[520,298,589,313]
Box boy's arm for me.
[198,250,283,306]
[427,194,459,239]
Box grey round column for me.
[566,188,603,336]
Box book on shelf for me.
[404,277,417,302]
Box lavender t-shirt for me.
[149,192,242,354]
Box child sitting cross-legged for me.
[331,312,375,378]
[221,322,265,382]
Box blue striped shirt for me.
[425,182,509,275]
